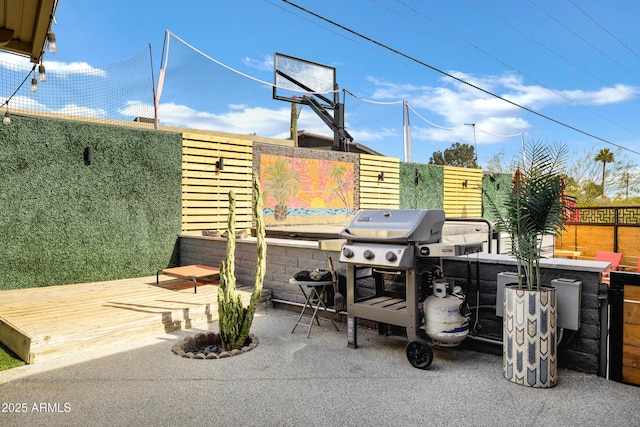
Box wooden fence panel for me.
[181,132,253,234]
[443,166,482,218]
[557,209,640,269]
[557,225,615,258]
[359,154,400,209]
[623,285,640,384]
[618,227,640,269]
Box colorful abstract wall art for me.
[259,154,355,225]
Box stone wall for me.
[180,235,608,375]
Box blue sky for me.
[3,0,640,169]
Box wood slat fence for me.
[181,133,253,234]
[443,166,482,218]
[557,206,640,270]
[359,154,400,210]
[610,272,640,386]
[624,284,640,385]
[181,135,403,234]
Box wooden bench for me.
[156,264,220,293]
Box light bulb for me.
[2,112,10,125]
[30,77,38,92]
[38,64,46,82]
[47,32,57,54]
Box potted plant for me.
[487,140,575,388]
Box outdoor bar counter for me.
[179,233,610,376]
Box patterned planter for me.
[503,284,557,388]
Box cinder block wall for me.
[180,235,341,304]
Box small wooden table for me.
[156,264,220,293]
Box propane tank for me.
[424,279,469,346]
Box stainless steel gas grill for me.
[339,209,482,369]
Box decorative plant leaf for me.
[486,140,576,290]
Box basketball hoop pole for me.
[332,85,349,151]
[301,93,352,151]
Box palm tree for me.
[328,164,352,215]
[595,148,614,197]
[262,157,300,222]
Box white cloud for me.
[228,103,248,110]
[1,94,107,117]
[44,60,107,77]
[562,84,640,105]
[0,95,49,111]
[351,127,399,142]
[366,76,424,100]
[0,52,106,77]
[57,104,107,117]
[366,71,640,144]
[0,52,33,67]
[243,54,273,72]
[150,100,343,140]
[158,102,292,136]
[118,100,153,118]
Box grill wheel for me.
[406,339,433,369]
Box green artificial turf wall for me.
[0,116,182,289]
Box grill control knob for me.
[363,249,375,260]
[342,248,354,258]
[385,251,398,262]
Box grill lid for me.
[339,209,445,243]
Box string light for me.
[38,64,46,82]
[46,32,57,53]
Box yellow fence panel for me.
[181,133,253,234]
[443,166,482,217]
[359,154,400,210]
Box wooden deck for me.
[0,275,253,364]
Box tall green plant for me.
[217,172,267,350]
[487,141,575,290]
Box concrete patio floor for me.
[0,308,638,427]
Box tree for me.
[580,181,604,206]
[429,142,478,168]
[566,147,637,204]
[618,171,640,199]
[595,148,614,196]
[484,150,509,173]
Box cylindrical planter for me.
[503,284,557,388]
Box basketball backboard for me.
[273,52,337,108]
